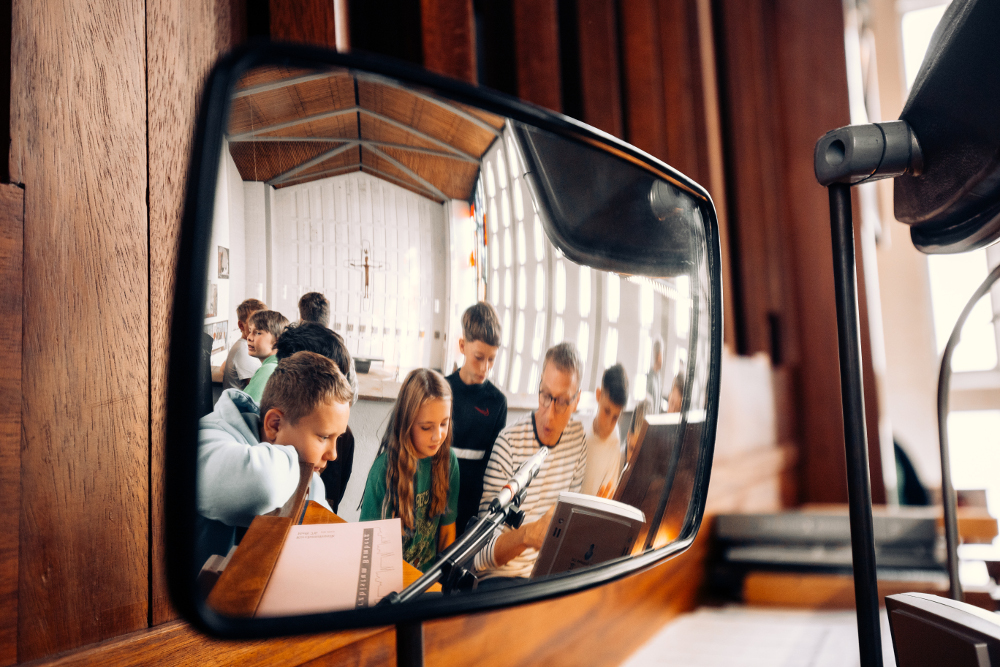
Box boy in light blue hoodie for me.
[196,351,353,570]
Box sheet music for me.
[256,519,404,617]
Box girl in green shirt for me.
[360,369,459,571]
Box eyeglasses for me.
[538,388,578,414]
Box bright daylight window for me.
[904,1,1000,513]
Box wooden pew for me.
[207,462,435,618]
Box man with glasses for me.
[473,342,587,581]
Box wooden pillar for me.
[513,0,562,112]
[715,0,885,504]
[10,0,149,658]
[0,184,23,667]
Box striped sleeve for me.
[473,428,517,571]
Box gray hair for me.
[542,342,584,390]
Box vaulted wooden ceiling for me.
[227,66,505,202]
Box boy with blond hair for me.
[243,309,289,403]
[197,351,353,567]
[446,302,507,537]
[221,298,266,391]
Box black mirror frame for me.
[166,42,724,639]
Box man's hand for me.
[491,504,557,566]
[521,504,556,551]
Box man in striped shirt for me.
[474,342,587,580]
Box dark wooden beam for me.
[0,184,23,667]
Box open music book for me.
[531,492,645,578]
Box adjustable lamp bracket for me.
[814,120,923,186]
[812,119,923,667]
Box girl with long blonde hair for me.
[360,368,459,571]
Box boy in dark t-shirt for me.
[446,302,507,538]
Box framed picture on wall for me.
[205,282,217,318]
[218,246,229,279]
[204,320,227,352]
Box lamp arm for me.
[937,261,1000,601]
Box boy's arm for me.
[198,431,302,526]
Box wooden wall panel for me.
[714,0,791,361]
[420,0,476,83]
[269,0,336,47]
[0,184,23,667]
[770,0,884,504]
[575,0,623,138]
[619,0,668,160]
[714,0,886,504]
[9,0,149,660]
[147,0,244,627]
[513,0,562,112]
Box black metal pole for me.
[396,620,424,667]
[828,183,883,667]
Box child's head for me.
[236,298,267,336]
[667,371,685,413]
[247,310,288,359]
[259,351,352,471]
[594,363,628,439]
[651,336,664,372]
[458,302,501,385]
[276,321,358,405]
[378,368,453,531]
[298,292,330,328]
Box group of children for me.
[199,296,637,578]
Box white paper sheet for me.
[256,519,404,617]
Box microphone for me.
[489,446,550,513]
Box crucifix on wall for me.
[348,242,384,309]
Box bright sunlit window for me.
[901,3,950,90]
[927,250,997,372]
[949,411,1000,517]
[579,266,591,318]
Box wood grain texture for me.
[269,0,337,48]
[10,1,149,659]
[690,0,737,348]
[575,0,622,137]
[714,0,792,361]
[619,0,668,160]
[420,0,477,83]
[207,515,295,617]
[715,0,886,504]
[743,571,950,610]
[513,0,562,112]
[147,0,242,626]
[26,620,388,667]
[0,184,23,667]
[769,0,884,504]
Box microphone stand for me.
[388,488,530,667]
[384,486,530,604]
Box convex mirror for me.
[167,44,723,637]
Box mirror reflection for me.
[194,64,713,617]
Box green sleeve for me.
[443,449,460,526]
[359,453,388,522]
[243,357,276,404]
